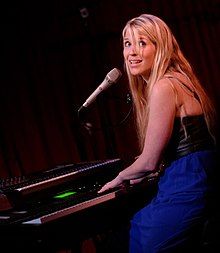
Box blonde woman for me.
[99,14,216,252]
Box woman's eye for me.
[124,41,131,47]
[139,41,146,46]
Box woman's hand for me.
[98,175,123,194]
[130,171,159,185]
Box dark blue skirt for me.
[129,150,216,253]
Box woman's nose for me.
[129,45,137,55]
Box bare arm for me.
[98,79,176,193]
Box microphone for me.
[78,68,122,112]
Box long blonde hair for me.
[122,14,216,150]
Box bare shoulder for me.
[148,78,177,112]
[151,78,176,99]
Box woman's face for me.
[123,28,156,80]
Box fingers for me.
[98,184,109,193]
[146,172,159,178]
[98,175,124,194]
[98,180,114,193]
[130,172,159,185]
[130,178,144,185]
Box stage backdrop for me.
[0,0,219,178]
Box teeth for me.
[130,60,141,64]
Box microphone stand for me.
[77,5,116,159]
[77,93,133,133]
[77,5,131,159]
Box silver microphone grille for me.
[107,68,122,83]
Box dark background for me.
[0,0,220,178]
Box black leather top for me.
[164,114,215,162]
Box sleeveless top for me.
[163,115,215,163]
[162,76,215,164]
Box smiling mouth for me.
[129,60,142,64]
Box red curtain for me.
[0,0,219,178]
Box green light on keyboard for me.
[54,191,77,199]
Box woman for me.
[98,14,217,252]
